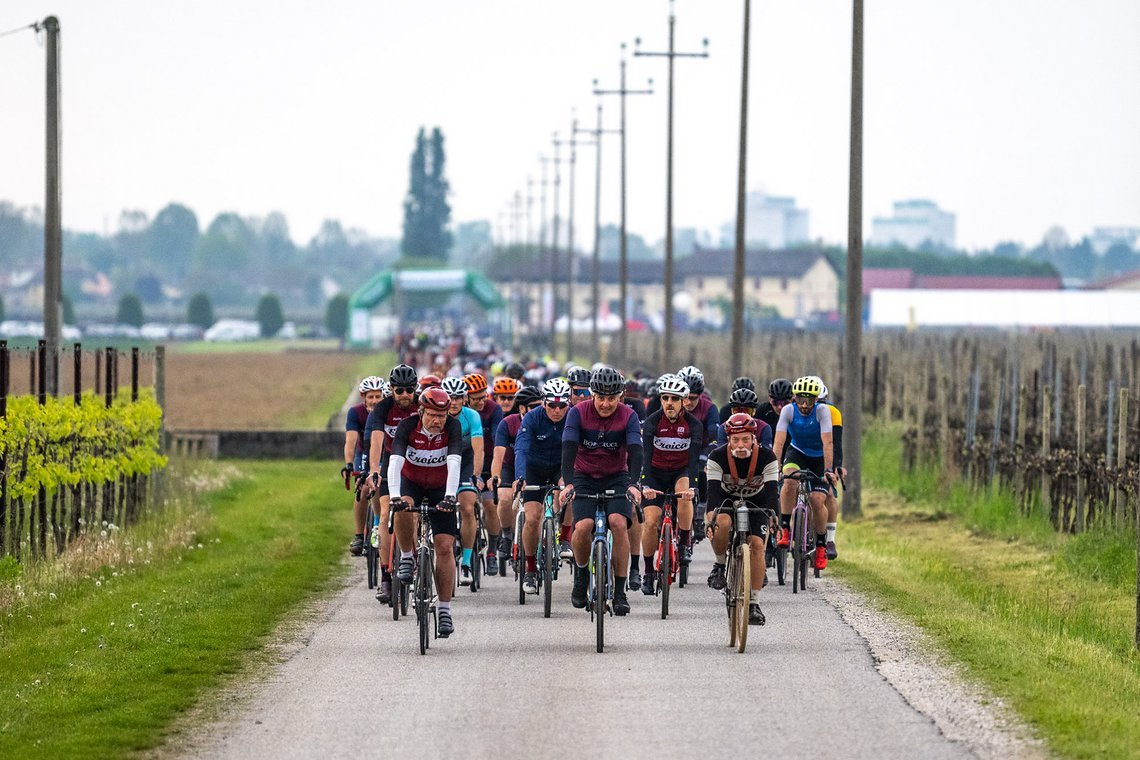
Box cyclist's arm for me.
[705,456,726,511]
[560,407,582,483]
[758,420,773,449]
[343,431,358,466]
[470,417,484,474]
[816,404,834,472]
[624,409,644,481]
[514,415,532,478]
[640,411,656,458]
[490,446,506,483]
[686,413,703,481]
[832,424,843,470]
[445,417,464,497]
[386,419,412,499]
[772,403,793,462]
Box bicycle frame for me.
[786,470,826,593]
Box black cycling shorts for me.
[642,466,689,508]
[398,481,458,537]
[782,447,830,494]
[571,472,632,527]
[524,463,562,489]
[458,449,478,494]
[498,464,515,488]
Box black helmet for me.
[729,387,759,409]
[504,362,526,380]
[768,377,793,402]
[513,385,543,408]
[567,366,591,387]
[589,366,624,395]
[642,378,659,398]
[624,378,641,396]
[677,366,704,395]
[389,363,418,388]
[732,376,756,393]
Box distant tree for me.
[325,293,350,340]
[61,293,75,324]
[401,126,453,261]
[1103,243,1139,276]
[134,275,164,304]
[255,293,285,338]
[992,241,1023,259]
[116,293,144,327]
[187,292,215,329]
[148,203,199,278]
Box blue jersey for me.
[776,402,833,458]
[454,406,482,451]
[345,403,370,457]
[514,406,566,476]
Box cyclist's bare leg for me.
[434,534,455,603]
[675,476,693,531]
[810,491,828,533]
[710,513,732,557]
[481,491,501,536]
[353,495,367,535]
[459,491,477,550]
[571,518,594,564]
[608,514,631,575]
[748,534,765,591]
[628,516,643,573]
[378,495,392,567]
[522,500,542,557]
[640,505,662,562]
[779,465,799,517]
[394,512,415,555]
[496,487,515,537]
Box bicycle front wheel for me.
[736,543,751,653]
[542,517,555,618]
[726,542,740,648]
[660,523,672,620]
[417,549,433,655]
[592,541,607,653]
[391,574,401,621]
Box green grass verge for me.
[837,425,1140,759]
[0,461,350,758]
[287,351,396,429]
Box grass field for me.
[0,461,350,758]
[838,424,1140,759]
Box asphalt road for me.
[192,543,973,759]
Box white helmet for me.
[441,376,468,398]
[380,379,392,398]
[359,376,385,394]
[542,377,572,402]
[807,375,829,401]
[656,376,690,398]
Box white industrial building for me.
[869,289,1140,328]
[870,200,956,250]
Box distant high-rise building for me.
[870,199,956,250]
[719,191,810,250]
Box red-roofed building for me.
[913,275,1062,290]
[862,268,915,296]
[1084,269,1140,291]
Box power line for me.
[0,22,36,39]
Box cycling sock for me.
[501,529,512,541]
[750,589,758,603]
[780,514,791,528]
[381,568,391,581]
[614,576,627,593]
[816,533,827,548]
[679,529,692,546]
[401,550,413,560]
[354,532,364,540]
[438,600,451,612]
[630,555,641,572]
[576,561,588,570]
[715,553,726,565]
[559,525,572,542]
[462,548,473,566]
[526,555,537,572]
[826,523,837,542]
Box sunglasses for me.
[545,401,569,409]
[795,393,817,400]
[571,388,591,397]
[393,386,415,395]
[660,394,683,402]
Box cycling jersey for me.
[776,402,833,458]
[716,415,774,449]
[823,402,844,469]
[688,395,720,449]
[364,397,419,456]
[705,443,780,534]
[453,405,482,451]
[494,413,524,470]
[345,403,369,458]
[562,399,642,481]
[514,406,566,479]
[477,401,503,476]
[642,409,702,479]
[624,397,647,422]
[756,401,782,431]
[387,415,464,495]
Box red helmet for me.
[418,373,442,389]
[419,386,451,412]
[722,412,758,436]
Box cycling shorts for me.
[571,472,632,527]
[397,481,458,537]
[641,466,689,508]
[782,448,830,494]
[457,449,478,494]
[497,464,515,489]
[524,463,562,490]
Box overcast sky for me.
[2,1,1137,253]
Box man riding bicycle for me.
[490,384,544,571]
[560,367,644,615]
[772,376,837,572]
[386,386,463,637]
[344,376,387,556]
[704,413,780,625]
[512,378,572,595]
[467,373,506,576]
[440,376,485,586]
[716,386,773,450]
[638,374,703,595]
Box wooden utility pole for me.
[842,0,864,517]
[730,0,752,379]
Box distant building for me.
[1089,226,1140,255]
[870,199,956,250]
[719,192,809,250]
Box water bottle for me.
[735,503,750,534]
[370,525,379,548]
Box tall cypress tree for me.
[401,126,452,261]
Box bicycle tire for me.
[593,541,607,653]
[775,545,788,586]
[471,538,482,593]
[660,523,672,620]
[391,573,401,621]
[518,535,527,605]
[791,507,805,595]
[416,549,432,655]
[726,541,740,648]
[542,517,555,618]
[399,576,409,616]
[737,543,751,653]
[365,541,377,589]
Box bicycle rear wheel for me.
[417,548,432,654]
[660,523,672,620]
[736,543,751,653]
[593,541,607,653]
[726,542,741,648]
[391,573,401,621]
[365,541,377,589]
[791,508,805,594]
[399,576,409,616]
[542,517,555,618]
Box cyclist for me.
[678,365,720,511]
[490,384,544,571]
[504,361,526,382]
[757,377,793,430]
[638,374,702,595]
[344,376,386,556]
[440,377,485,586]
[716,386,773,449]
[772,376,837,572]
[722,376,755,414]
[468,373,506,576]
[512,378,573,594]
[622,378,648,421]
[387,386,463,638]
[566,365,592,401]
[812,377,846,560]
[365,363,421,604]
[704,413,779,626]
[560,367,643,615]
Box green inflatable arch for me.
[347,269,504,347]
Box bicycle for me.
[576,490,639,654]
[522,482,563,618]
[646,489,690,620]
[344,459,380,591]
[511,484,528,605]
[710,497,771,653]
[391,495,453,655]
[384,493,410,622]
[784,470,828,593]
[455,478,488,593]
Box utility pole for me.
[594,44,653,363]
[537,159,550,338]
[555,122,583,364]
[635,0,708,370]
[539,150,565,352]
[843,0,865,518]
[731,0,752,380]
[41,16,62,396]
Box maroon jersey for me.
[495,413,524,468]
[391,415,463,489]
[643,409,703,473]
[365,396,419,456]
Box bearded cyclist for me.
[560,367,643,615]
[387,387,463,638]
[705,413,779,626]
[365,364,420,603]
[344,376,387,556]
[638,374,703,595]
